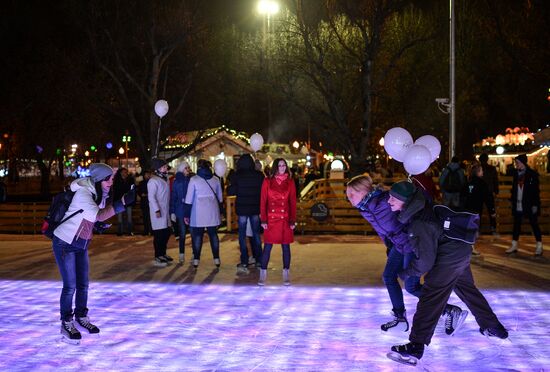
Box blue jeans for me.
[117,206,133,234]
[176,217,189,255]
[382,247,422,314]
[52,236,89,321]
[191,226,220,260]
[237,215,262,265]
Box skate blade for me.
[450,310,469,337]
[386,351,418,366]
[60,336,81,345]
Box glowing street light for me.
[118,147,125,155]
[257,0,279,16]
[122,134,132,168]
[292,140,300,149]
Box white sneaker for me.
[505,240,518,254]
[179,254,185,264]
[193,259,200,268]
[153,258,168,267]
[236,264,249,274]
[248,256,256,265]
[214,258,221,268]
[535,242,543,256]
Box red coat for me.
[260,177,297,244]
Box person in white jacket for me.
[52,163,134,344]
[184,159,222,269]
[148,158,172,267]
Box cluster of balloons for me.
[383,127,441,175]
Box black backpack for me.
[41,190,83,239]
[433,204,480,244]
[442,166,463,193]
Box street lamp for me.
[122,134,132,168]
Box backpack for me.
[41,190,83,239]
[442,166,463,193]
[433,204,480,244]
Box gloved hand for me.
[171,213,177,223]
[122,188,136,206]
[532,206,538,215]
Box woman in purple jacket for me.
[346,175,463,334]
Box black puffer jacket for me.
[228,154,264,216]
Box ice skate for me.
[535,242,543,257]
[480,326,508,339]
[282,269,290,286]
[76,316,100,334]
[387,342,424,366]
[60,320,82,345]
[505,240,518,255]
[258,269,267,286]
[444,304,468,336]
[381,310,409,332]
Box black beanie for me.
[390,181,416,202]
[515,154,528,167]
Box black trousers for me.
[409,243,504,345]
[152,228,171,258]
[512,211,542,241]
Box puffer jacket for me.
[357,189,413,254]
[54,177,120,249]
[170,171,192,219]
[227,154,264,216]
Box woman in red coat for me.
[259,158,297,286]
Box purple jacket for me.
[358,189,413,254]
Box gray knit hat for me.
[89,163,113,183]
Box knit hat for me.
[177,161,190,173]
[151,158,168,171]
[390,181,416,202]
[515,154,528,167]
[89,163,113,183]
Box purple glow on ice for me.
[0,280,548,371]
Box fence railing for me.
[1,176,549,235]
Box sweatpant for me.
[409,242,504,345]
[152,228,171,258]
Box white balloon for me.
[383,127,413,162]
[414,135,441,162]
[250,133,264,152]
[154,100,169,118]
[214,159,227,178]
[403,145,432,175]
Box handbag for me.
[203,178,224,215]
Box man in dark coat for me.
[228,154,265,273]
[506,154,543,256]
[113,167,136,236]
[479,153,499,235]
[386,181,508,366]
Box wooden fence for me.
[1,176,549,235]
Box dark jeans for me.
[237,215,262,265]
[117,206,133,234]
[512,211,542,241]
[152,228,171,258]
[261,243,291,270]
[410,243,504,345]
[176,217,189,255]
[382,248,422,314]
[141,203,151,235]
[52,236,89,321]
[191,226,220,260]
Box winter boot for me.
[61,320,82,344]
[76,316,100,334]
[381,310,409,332]
[443,304,468,336]
[505,240,518,254]
[282,269,290,286]
[258,269,267,286]
[535,241,543,256]
[387,342,424,366]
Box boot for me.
[282,269,290,286]
[535,241,543,256]
[505,240,518,254]
[258,269,267,286]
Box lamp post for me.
[122,134,132,168]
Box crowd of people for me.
[49,152,542,365]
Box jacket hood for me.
[447,162,462,171]
[197,167,213,180]
[236,154,255,171]
[175,172,189,181]
[396,188,427,224]
[70,177,96,195]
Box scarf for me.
[154,170,168,180]
[274,173,288,185]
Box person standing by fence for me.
[148,158,172,267]
[259,158,297,286]
[506,154,543,256]
[439,156,466,209]
[479,153,499,236]
[113,167,135,236]
[170,161,192,264]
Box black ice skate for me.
[480,326,508,339]
[444,304,468,336]
[61,320,82,345]
[381,310,409,332]
[387,342,424,366]
[76,316,100,334]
